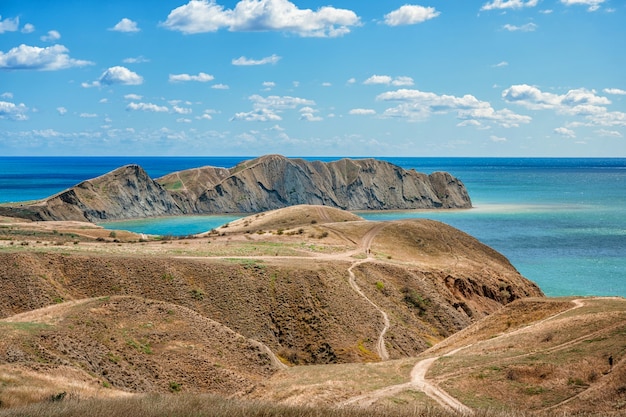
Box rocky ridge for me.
[0,155,471,222]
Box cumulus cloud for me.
[232,54,281,66]
[299,106,322,122]
[364,75,414,86]
[109,18,140,32]
[40,30,61,42]
[124,94,143,100]
[80,113,98,118]
[212,83,230,89]
[554,127,576,138]
[349,108,376,115]
[232,94,316,122]
[126,102,169,112]
[384,5,440,26]
[503,84,626,127]
[173,105,193,114]
[1,92,13,99]
[603,88,626,95]
[502,84,610,111]
[560,0,605,12]
[21,23,35,34]
[0,44,94,71]
[84,66,143,87]
[57,107,67,115]
[481,0,539,11]
[0,100,28,121]
[231,108,282,122]
[162,0,360,37]
[0,16,19,33]
[377,88,531,127]
[503,23,537,32]
[493,61,509,67]
[169,72,214,82]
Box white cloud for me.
[554,127,576,138]
[0,44,93,71]
[481,0,539,11]
[504,84,626,127]
[126,102,169,112]
[162,0,360,37]
[232,54,281,66]
[232,94,315,122]
[173,105,193,114]
[0,100,28,121]
[0,16,19,33]
[124,94,143,100]
[364,75,414,86]
[384,5,440,26]
[490,135,507,142]
[80,113,98,118]
[493,61,509,67]
[123,56,150,64]
[322,82,332,87]
[595,129,622,138]
[249,94,315,110]
[262,81,276,89]
[349,108,376,115]
[21,23,35,34]
[300,107,322,122]
[169,72,214,82]
[197,109,216,120]
[40,30,61,42]
[176,118,192,123]
[347,78,357,85]
[503,23,537,32]
[231,108,282,122]
[560,0,605,12]
[603,88,626,95]
[84,66,143,87]
[0,92,13,99]
[377,88,531,127]
[502,84,611,111]
[211,83,229,89]
[109,18,140,32]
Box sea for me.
[1,156,625,299]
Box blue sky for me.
[1,0,624,157]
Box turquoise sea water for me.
[1,157,624,298]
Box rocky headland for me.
[0,155,471,222]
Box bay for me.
[1,156,624,298]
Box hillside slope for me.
[0,155,471,222]
[0,205,558,414]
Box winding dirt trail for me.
[341,298,589,414]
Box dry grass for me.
[0,394,613,417]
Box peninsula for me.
[0,155,471,222]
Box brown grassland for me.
[0,205,624,416]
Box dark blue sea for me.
[1,156,625,298]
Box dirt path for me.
[341,298,588,413]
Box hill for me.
[3,205,621,416]
[0,155,471,222]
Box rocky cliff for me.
[1,155,471,222]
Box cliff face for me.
[4,155,472,222]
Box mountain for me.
[0,155,471,222]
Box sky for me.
[0,0,624,157]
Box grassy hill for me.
[0,205,622,416]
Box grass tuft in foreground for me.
[0,394,614,417]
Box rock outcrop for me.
[1,155,471,222]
